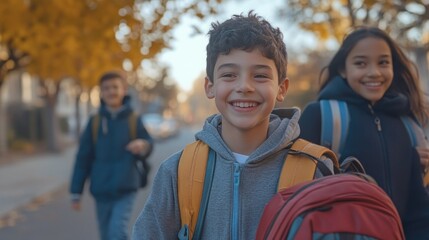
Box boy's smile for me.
[205,48,288,149]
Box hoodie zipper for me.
[368,104,392,195]
[231,162,241,240]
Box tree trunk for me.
[74,93,81,140]
[42,96,60,152]
[0,74,8,155]
[0,96,7,155]
[40,80,62,152]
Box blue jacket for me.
[70,96,153,199]
[299,76,429,239]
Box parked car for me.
[142,113,179,140]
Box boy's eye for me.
[255,74,270,79]
[220,73,236,80]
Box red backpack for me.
[255,173,405,240]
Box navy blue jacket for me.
[70,96,153,199]
[299,76,429,239]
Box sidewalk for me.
[0,146,77,217]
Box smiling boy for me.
[205,48,287,155]
[132,12,332,239]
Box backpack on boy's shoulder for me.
[177,138,339,240]
[320,99,429,186]
[91,112,150,188]
[255,171,405,240]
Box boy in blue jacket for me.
[70,70,153,240]
[132,12,333,239]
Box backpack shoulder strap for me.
[178,140,211,240]
[91,113,100,145]
[277,138,338,192]
[320,99,350,158]
[400,116,426,147]
[400,116,429,186]
[177,139,339,237]
[128,112,138,140]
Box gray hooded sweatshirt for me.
[132,108,332,239]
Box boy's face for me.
[100,77,126,109]
[205,48,288,133]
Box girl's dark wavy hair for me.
[320,26,429,125]
[206,11,287,84]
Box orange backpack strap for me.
[178,140,210,240]
[128,112,138,140]
[177,139,338,238]
[91,114,100,145]
[424,171,429,187]
[277,138,339,192]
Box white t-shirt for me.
[233,152,249,164]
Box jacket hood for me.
[194,107,301,164]
[319,75,411,116]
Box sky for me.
[157,0,317,93]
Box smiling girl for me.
[299,26,429,239]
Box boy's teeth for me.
[233,102,257,108]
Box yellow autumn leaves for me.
[0,0,221,89]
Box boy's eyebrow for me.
[217,63,274,71]
[217,63,237,71]
[254,64,274,71]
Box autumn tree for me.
[137,65,179,115]
[278,0,429,90]
[0,0,224,152]
[277,51,334,110]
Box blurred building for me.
[0,71,76,153]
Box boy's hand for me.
[127,139,150,155]
[71,201,81,211]
[416,146,429,173]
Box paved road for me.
[0,126,198,240]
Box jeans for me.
[95,192,137,240]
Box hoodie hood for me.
[194,107,301,164]
[319,75,411,116]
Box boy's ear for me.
[276,78,289,102]
[204,77,215,99]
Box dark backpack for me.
[255,173,405,240]
[91,112,150,188]
[320,99,429,186]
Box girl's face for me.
[341,37,393,104]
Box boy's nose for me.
[236,76,254,93]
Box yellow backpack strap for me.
[277,138,338,192]
[128,112,137,140]
[178,140,209,240]
[424,172,429,187]
[91,114,100,145]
